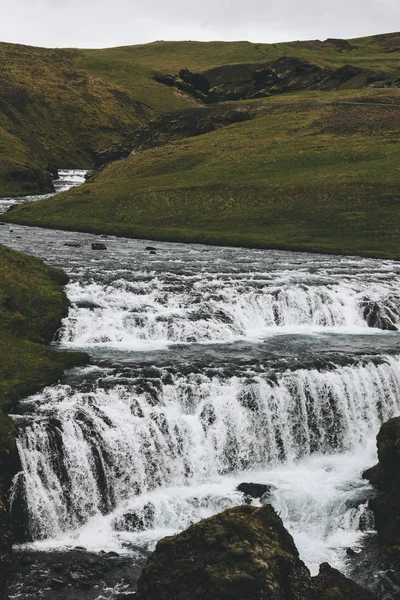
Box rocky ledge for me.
[364,416,400,547]
[136,503,376,599]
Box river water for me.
[2,171,400,598]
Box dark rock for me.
[114,503,155,532]
[361,300,398,331]
[236,482,273,499]
[149,250,156,255]
[75,300,101,310]
[91,242,107,250]
[135,504,377,600]
[152,57,386,106]
[347,547,356,556]
[145,246,157,250]
[312,562,376,599]
[47,165,59,180]
[364,417,400,545]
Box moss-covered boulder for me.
[364,417,400,546]
[136,504,376,600]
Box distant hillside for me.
[0,32,399,196]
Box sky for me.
[1,0,399,49]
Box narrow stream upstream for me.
[2,171,400,598]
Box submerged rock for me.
[136,504,377,599]
[364,417,400,545]
[91,242,107,250]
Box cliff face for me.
[136,504,377,600]
[0,243,88,598]
[364,417,400,546]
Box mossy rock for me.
[136,504,377,599]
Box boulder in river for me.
[91,242,107,250]
[236,482,274,499]
[135,504,377,599]
[363,416,400,546]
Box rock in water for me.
[135,504,377,599]
[91,242,107,250]
[363,416,400,545]
[312,563,376,600]
[236,482,273,499]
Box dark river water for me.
[1,171,400,599]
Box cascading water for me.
[2,210,400,596]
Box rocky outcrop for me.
[364,417,400,546]
[154,57,389,105]
[136,504,377,599]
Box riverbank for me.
[0,242,88,597]
[3,89,399,260]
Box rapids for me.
[2,170,400,597]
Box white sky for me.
[1,0,399,48]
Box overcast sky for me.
[2,0,399,49]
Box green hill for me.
[0,33,399,196]
[1,33,400,258]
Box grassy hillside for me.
[0,44,154,197]
[4,86,399,259]
[0,33,399,196]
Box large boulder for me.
[136,504,376,599]
[364,417,400,545]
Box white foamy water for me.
[59,276,400,348]
[0,169,86,214]
[12,354,400,574]
[3,212,400,590]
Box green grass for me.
[4,89,399,259]
[0,243,87,459]
[0,33,399,195]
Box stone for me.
[91,242,107,250]
[237,482,273,499]
[135,504,377,600]
[145,246,157,250]
[363,417,400,545]
[312,562,376,599]
[149,250,156,255]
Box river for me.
[1,170,400,599]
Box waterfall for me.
[12,355,400,545]
[59,278,400,347]
[5,224,400,583]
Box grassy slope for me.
[0,44,155,196]
[5,87,399,259]
[1,33,399,196]
[0,243,88,447]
